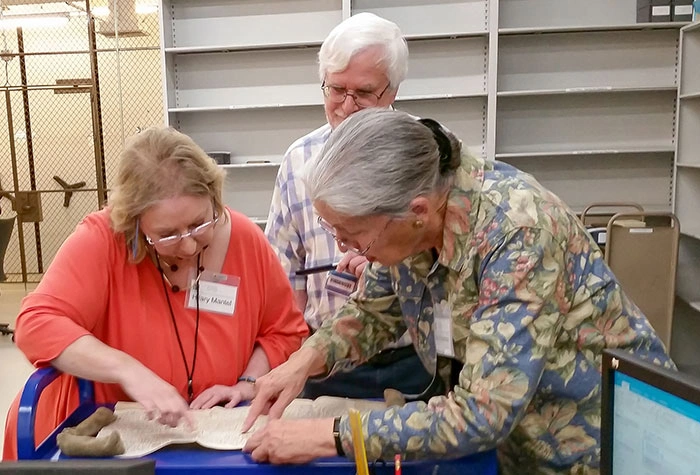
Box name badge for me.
[325,270,358,297]
[186,270,240,316]
[434,301,455,358]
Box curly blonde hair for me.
[109,126,226,262]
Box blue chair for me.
[17,367,100,460]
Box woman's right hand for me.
[119,366,193,429]
[336,251,368,279]
[50,335,193,428]
[241,347,323,433]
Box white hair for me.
[303,109,462,217]
[318,13,409,88]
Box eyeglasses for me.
[145,212,219,248]
[317,215,391,256]
[320,80,391,108]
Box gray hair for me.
[303,109,461,217]
[318,13,408,88]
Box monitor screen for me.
[0,460,155,474]
[603,349,700,475]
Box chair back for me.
[605,212,680,350]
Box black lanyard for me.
[155,251,201,403]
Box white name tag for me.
[186,271,239,316]
[434,302,455,358]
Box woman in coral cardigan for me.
[3,127,308,459]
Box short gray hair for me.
[303,109,461,217]
[318,13,408,88]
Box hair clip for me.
[418,118,452,173]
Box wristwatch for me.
[333,416,345,456]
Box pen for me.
[348,409,370,475]
[295,263,339,276]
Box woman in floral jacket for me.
[241,109,673,474]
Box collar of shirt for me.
[331,111,475,278]
[416,152,489,276]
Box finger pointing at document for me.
[242,346,327,433]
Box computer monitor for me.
[0,459,154,474]
[601,349,700,475]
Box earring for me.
[413,220,424,229]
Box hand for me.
[189,382,256,410]
[243,418,337,464]
[336,252,368,279]
[119,366,193,429]
[241,347,322,432]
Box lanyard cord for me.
[155,251,201,403]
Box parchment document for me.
[97,397,386,458]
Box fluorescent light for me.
[136,5,158,15]
[0,13,70,30]
[91,4,158,18]
[91,7,110,18]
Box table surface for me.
[129,446,497,474]
[45,437,498,475]
[41,405,498,475]
[27,396,498,475]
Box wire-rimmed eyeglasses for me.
[145,212,219,248]
[317,215,391,256]
[320,80,391,108]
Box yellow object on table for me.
[348,408,370,475]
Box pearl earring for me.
[413,220,424,229]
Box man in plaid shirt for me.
[265,13,437,399]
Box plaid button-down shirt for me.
[265,124,349,330]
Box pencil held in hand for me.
[295,263,339,276]
[348,409,370,475]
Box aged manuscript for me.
[98,397,386,458]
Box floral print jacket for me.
[303,152,673,474]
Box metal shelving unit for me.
[673,22,700,319]
[159,0,687,219]
[495,1,684,213]
[159,0,490,221]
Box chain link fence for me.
[0,0,163,283]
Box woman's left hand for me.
[243,417,337,464]
[189,382,256,410]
